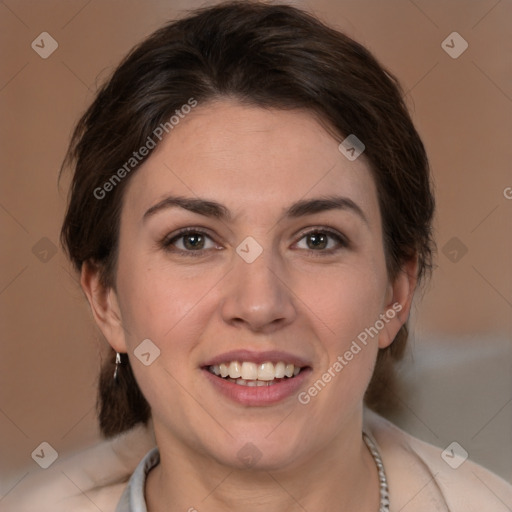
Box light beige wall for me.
[1,0,511,494]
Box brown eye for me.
[305,232,329,250]
[162,228,219,256]
[180,232,206,250]
[295,229,347,254]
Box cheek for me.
[114,255,220,399]
[294,260,388,411]
[114,263,214,431]
[115,252,206,342]
[299,260,389,344]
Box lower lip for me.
[202,368,311,406]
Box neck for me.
[145,411,380,512]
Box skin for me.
[82,100,417,511]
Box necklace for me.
[362,432,390,512]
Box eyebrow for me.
[143,194,368,225]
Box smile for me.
[208,361,303,386]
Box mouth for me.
[201,351,311,406]
[206,360,305,387]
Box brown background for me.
[1,0,511,497]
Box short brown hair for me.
[60,0,435,437]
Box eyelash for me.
[159,226,349,258]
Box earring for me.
[113,352,122,382]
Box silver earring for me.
[113,352,121,382]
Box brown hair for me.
[60,0,435,437]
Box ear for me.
[80,261,128,353]
[378,256,418,349]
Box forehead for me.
[122,100,379,224]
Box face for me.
[88,100,411,471]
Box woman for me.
[15,1,512,511]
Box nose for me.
[220,246,297,333]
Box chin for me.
[207,432,308,472]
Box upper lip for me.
[202,349,311,368]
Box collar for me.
[115,447,159,512]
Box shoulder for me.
[1,424,156,512]
[363,407,512,512]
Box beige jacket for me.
[3,408,511,511]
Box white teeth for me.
[229,361,241,378]
[234,377,283,387]
[208,360,304,383]
[258,362,275,381]
[228,377,276,387]
[241,362,258,380]
[274,362,286,378]
[219,363,229,378]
